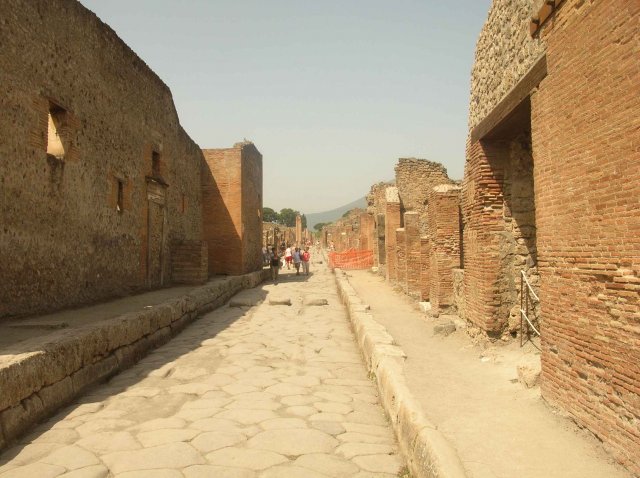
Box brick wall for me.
[171,240,208,284]
[385,188,401,282]
[533,0,640,471]
[202,142,263,276]
[0,0,203,320]
[240,143,263,273]
[396,229,407,291]
[428,185,462,316]
[404,212,421,298]
[462,139,509,335]
[420,237,430,301]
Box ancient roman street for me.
[0,261,404,477]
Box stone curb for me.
[333,268,467,478]
[0,269,269,450]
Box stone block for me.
[269,298,292,306]
[0,394,45,442]
[37,376,73,415]
[433,321,456,337]
[517,363,541,389]
[71,355,118,395]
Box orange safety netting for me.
[328,249,374,270]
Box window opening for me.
[47,104,66,159]
[116,179,124,213]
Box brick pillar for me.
[385,188,401,282]
[429,185,462,316]
[396,228,407,289]
[359,213,374,252]
[420,236,430,300]
[463,140,507,334]
[404,212,421,298]
[376,214,386,266]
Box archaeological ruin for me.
[324,0,639,471]
[0,0,264,321]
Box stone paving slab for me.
[0,258,404,477]
[0,271,268,450]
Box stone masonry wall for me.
[394,158,455,235]
[0,0,203,320]
[533,0,640,472]
[468,0,545,129]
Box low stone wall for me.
[0,269,268,450]
[334,269,466,478]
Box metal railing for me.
[520,270,541,347]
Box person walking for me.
[292,247,302,275]
[301,246,311,275]
[269,247,281,284]
[284,246,292,269]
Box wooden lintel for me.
[470,54,547,143]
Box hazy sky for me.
[79,0,491,214]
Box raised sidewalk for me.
[0,270,267,450]
[334,268,633,478]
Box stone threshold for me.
[0,269,269,451]
[334,268,467,478]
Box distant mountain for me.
[306,197,368,230]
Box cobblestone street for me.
[0,262,404,478]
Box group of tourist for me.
[262,241,313,284]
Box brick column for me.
[376,214,386,266]
[359,213,374,252]
[404,212,421,298]
[420,236,430,300]
[385,187,401,282]
[429,185,462,316]
[396,228,407,290]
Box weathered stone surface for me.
[268,298,292,306]
[183,465,256,478]
[205,447,287,470]
[76,431,141,453]
[57,464,109,478]
[137,428,200,448]
[353,453,403,474]
[40,445,100,470]
[517,363,541,389]
[294,453,359,477]
[247,429,338,456]
[101,443,205,474]
[191,431,245,452]
[433,321,456,337]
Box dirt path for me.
[346,269,631,478]
[0,264,404,477]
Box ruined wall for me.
[404,212,421,299]
[384,188,401,282]
[240,143,263,273]
[202,142,263,276]
[532,0,640,472]
[428,185,462,316]
[394,158,454,235]
[367,182,391,267]
[464,0,640,472]
[468,0,545,130]
[0,0,203,320]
